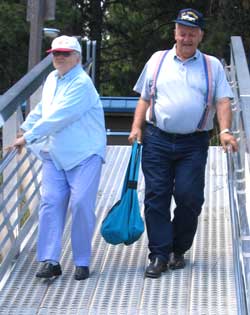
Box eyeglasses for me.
[52,51,73,57]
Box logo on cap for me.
[181,11,198,22]
[57,38,69,45]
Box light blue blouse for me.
[22,64,106,170]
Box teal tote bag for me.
[101,141,144,245]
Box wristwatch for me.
[220,128,232,135]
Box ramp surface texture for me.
[0,146,237,314]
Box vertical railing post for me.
[1,111,20,260]
[86,40,91,61]
[230,35,250,313]
[85,40,96,84]
[91,40,96,85]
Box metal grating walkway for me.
[0,146,237,315]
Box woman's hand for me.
[5,136,26,154]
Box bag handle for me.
[121,141,141,195]
[128,140,141,181]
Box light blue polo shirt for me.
[134,45,233,134]
[22,64,106,170]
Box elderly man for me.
[12,35,106,280]
[129,8,238,278]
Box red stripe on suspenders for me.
[149,51,213,129]
[206,54,213,106]
[149,50,169,123]
[197,54,213,130]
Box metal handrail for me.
[0,56,93,127]
[226,149,248,314]
[0,148,41,281]
[0,55,53,125]
[229,36,250,313]
[0,148,18,174]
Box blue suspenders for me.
[149,51,213,130]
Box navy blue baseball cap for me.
[174,8,205,30]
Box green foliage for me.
[42,0,83,55]
[100,0,175,95]
[0,1,29,94]
[99,0,226,96]
[45,0,83,36]
[200,0,250,62]
[1,0,250,96]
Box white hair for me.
[73,51,82,64]
[175,23,203,34]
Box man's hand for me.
[128,97,150,145]
[216,98,238,152]
[220,133,238,152]
[128,127,142,144]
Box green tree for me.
[1,0,250,96]
[43,0,83,54]
[99,0,210,96]
[45,0,105,90]
[0,1,29,94]
[200,0,250,60]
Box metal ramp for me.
[0,146,237,315]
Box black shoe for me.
[145,257,168,278]
[74,266,89,281]
[168,253,186,270]
[36,263,62,278]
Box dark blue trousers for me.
[142,124,209,262]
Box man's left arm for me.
[216,97,238,152]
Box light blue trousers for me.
[37,153,102,266]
